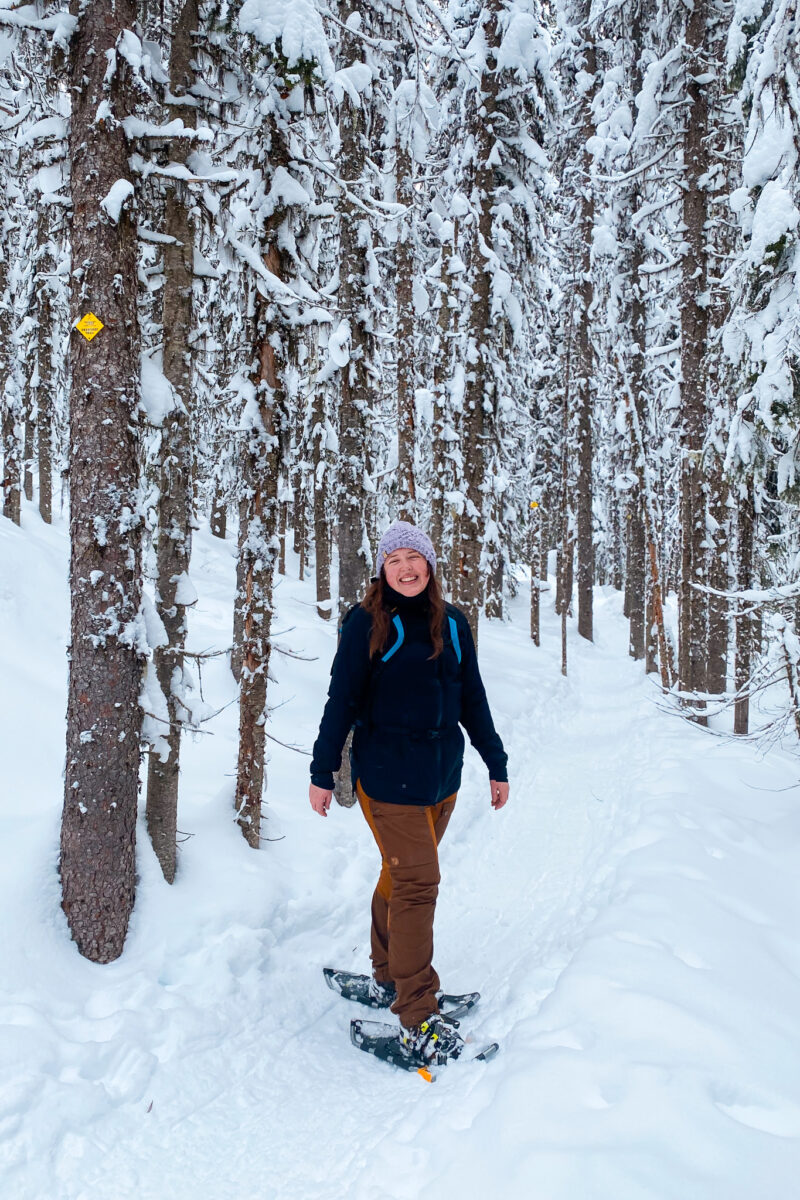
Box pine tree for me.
[60,0,143,963]
[144,0,201,884]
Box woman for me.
[309,520,509,1062]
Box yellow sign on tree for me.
[76,312,104,341]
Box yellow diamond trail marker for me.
[76,313,104,341]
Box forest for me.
[1,3,800,1195]
[1,0,798,963]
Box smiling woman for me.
[308,519,509,1067]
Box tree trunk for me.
[145,0,199,885]
[278,494,287,575]
[336,3,371,624]
[459,10,502,644]
[626,182,647,659]
[334,5,374,805]
[310,379,331,620]
[484,501,504,619]
[23,414,34,502]
[734,483,754,735]
[210,491,226,539]
[561,537,572,677]
[628,490,646,658]
[706,464,729,697]
[234,276,283,846]
[1,231,20,525]
[1,402,20,525]
[36,211,54,526]
[430,219,458,592]
[231,495,248,681]
[678,0,710,719]
[575,39,596,643]
[60,0,142,963]
[530,504,541,645]
[395,142,416,521]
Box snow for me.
[1,511,800,1198]
[99,179,134,224]
[139,354,177,427]
[0,5,76,47]
[16,116,66,146]
[122,117,214,142]
[265,165,311,214]
[412,279,429,315]
[173,571,198,607]
[332,62,374,107]
[749,180,799,263]
[238,0,335,81]
[741,87,793,190]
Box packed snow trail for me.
[1,514,799,1199]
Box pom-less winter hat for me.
[377,521,437,575]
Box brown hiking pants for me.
[356,779,456,1028]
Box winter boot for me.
[400,1012,465,1064]
[367,977,397,1007]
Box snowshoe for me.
[323,968,479,1018]
[350,1016,499,1081]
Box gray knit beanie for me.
[376,521,437,575]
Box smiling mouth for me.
[399,575,418,583]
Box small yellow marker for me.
[417,1066,434,1083]
[530,501,539,509]
[76,312,104,341]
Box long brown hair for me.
[362,570,445,659]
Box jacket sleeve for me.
[310,607,372,791]
[457,612,508,782]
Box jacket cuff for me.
[486,761,508,783]
[311,771,335,791]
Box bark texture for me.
[1,233,20,526]
[36,208,55,526]
[678,0,710,716]
[234,293,281,847]
[145,0,199,884]
[706,462,729,697]
[335,3,372,626]
[575,38,596,643]
[333,4,374,806]
[60,0,142,963]
[734,484,754,735]
[625,185,647,660]
[459,3,502,644]
[395,142,416,521]
[310,374,331,620]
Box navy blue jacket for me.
[310,587,508,806]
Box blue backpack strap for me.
[381,614,405,663]
[448,615,462,665]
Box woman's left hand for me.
[490,780,509,810]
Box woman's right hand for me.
[310,783,333,817]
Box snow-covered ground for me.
[1,508,799,1200]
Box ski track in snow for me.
[1,513,800,1199]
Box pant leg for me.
[357,783,393,983]
[362,796,456,1028]
[358,781,458,1024]
[431,794,456,847]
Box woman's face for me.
[383,547,430,597]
